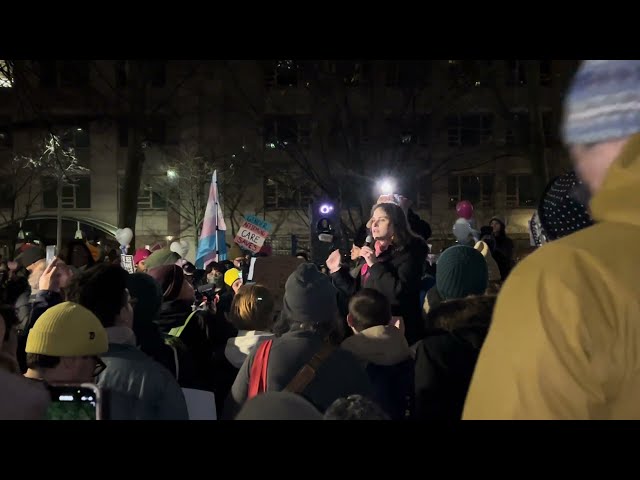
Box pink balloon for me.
[456,200,474,220]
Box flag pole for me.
[214,170,219,262]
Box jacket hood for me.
[590,132,640,228]
[224,330,275,368]
[341,325,412,366]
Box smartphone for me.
[45,245,56,266]
[45,383,102,420]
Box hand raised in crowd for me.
[38,258,61,292]
[326,249,342,274]
[359,246,377,267]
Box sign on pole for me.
[234,215,273,254]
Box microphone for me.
[365,234,373,249]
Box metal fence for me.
[267,234,311,256]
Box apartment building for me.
[0,60,577,260]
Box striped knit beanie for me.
[563,60,640,145]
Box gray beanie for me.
[563,60,640,145]
[281,263,338,327]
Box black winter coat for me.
[331,237,428,345]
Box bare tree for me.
[144,143,259,252]
[27,133,89,252]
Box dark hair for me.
[220,260,235,271]
[295,252,309,262]
[65,263,129,328]
[205,261,224,275]
[348,289,391,332]
[324,395,389,420]
[425,295,496,332]
[370,203,425,250]
[0,305,18,341]
[61,240,96,269]
[353,224,368,248]
[489,218,507,237]
[26,353,60,370]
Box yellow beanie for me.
[26,302,109,357]
[224,267,242,287]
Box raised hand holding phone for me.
[39,257,60,292]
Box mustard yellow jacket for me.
[463,133,640,420]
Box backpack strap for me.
[167,344,180,381]
[248,339,273,399]
[168,310,198,338]
[284,343,335,395]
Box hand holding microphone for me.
[359,234,377,268]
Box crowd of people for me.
[1,60,639,420]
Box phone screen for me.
[45,245,56,266]
[45,384,101,420]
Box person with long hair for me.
[326,202,429,345]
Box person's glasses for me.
[93,357,107,377]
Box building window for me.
[506,175,536,208]
[138,184,168,210]
[448,175,494,209]
[119,119,166,146]
[447,113,494,147]
[264,177,312,210]
[59,61,89,88]
[42,176,91,209]
[264,115,310,148]
[416,174,432,209]
[539,60,552,86]
[505,112,528,146]
[264,60,299,88]
[118,177,167,211]
[506,60,526,86]
[386,114,431,146]
[506,111,553,146]
[0,60,13,88]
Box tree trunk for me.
[117,61,147,251]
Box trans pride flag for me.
[195,170,228,269]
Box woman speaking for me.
[326,202,428,345]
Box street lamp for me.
[167,168,178,180]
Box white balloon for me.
[170,240,189,258]
[453,218,472,244]
[115,227,133,247]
